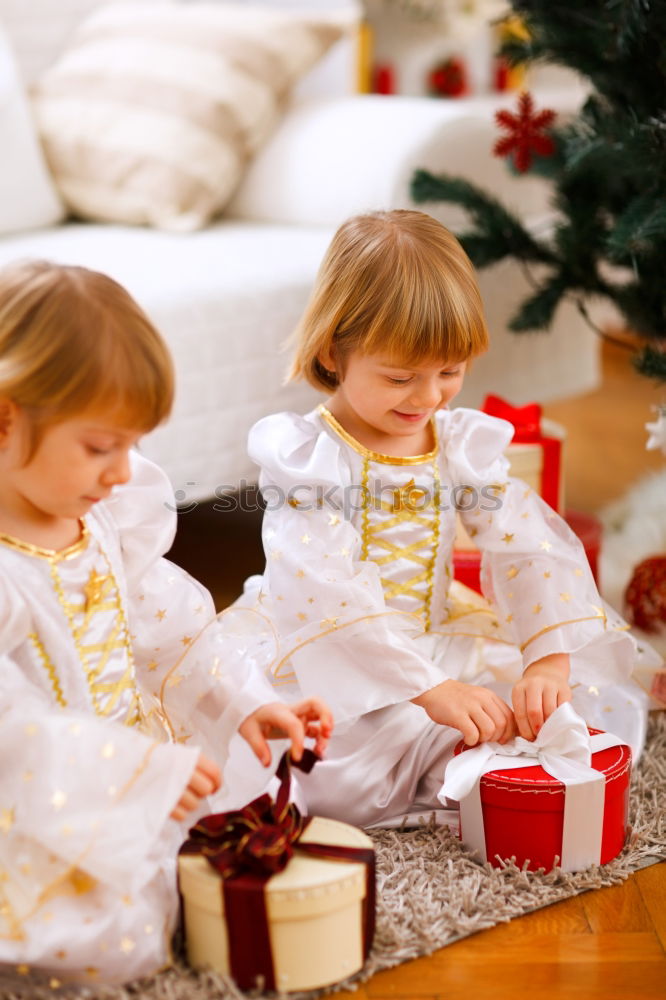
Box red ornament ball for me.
[428,57,468,98]
[624,555,666,633]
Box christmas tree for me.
[411,0,666,382]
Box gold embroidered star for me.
[155,609,167,622]
[180,635,193,646]
[506,614,514,623]
[295,569,306,579]
[501,533,514,544]
[144,925,154,935]
[544,570,551,579]
[296,612,307,621]
[390,478,428,512]
[119,938,136,954]
[51,790,67,810]
[539,540,553,551]
[270,549,283,561]
[121,895,133,906]
[25,724,38,736]
[288,497,301,508]
[23,771,33,782]
[307,597,315,604]
[574,568,583,577]
[167,674,183,688]
[68,723,81,737]
[468,526,478,538]
[320,617,340,629]
[328,514,340,526]
[0,808,14,833]
[101,743,115,759]
[340,547,350,557]
[194,605,205,614]
[83,569,110,612]
[588,685,600,695]
[559,592,571,602]
[301,533,312,545]
[147,659,158,672]
[85,968,100,979]
[340,601,348,607]
[55,951,67,960]
[506,565,519,580]
[521,512,530,519]
[523,488,532,499]
[533,603,543,614]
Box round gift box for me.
[178,816,372,992]
[453,729,631,871]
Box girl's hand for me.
[170,753,221,821]
[239,698,334,767]
[512,653,571,741]
[412,679,516,746]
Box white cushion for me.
[0,21,64,235]
[30,2,344,231]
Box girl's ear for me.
[0,398,18,445]
[317,346,336,375]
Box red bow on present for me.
[483,394,542,442]
[179,750,376,992]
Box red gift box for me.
[451,728,631,872]
[482,395,564,513]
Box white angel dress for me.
[0,452,275,988]
[237,404,662,829]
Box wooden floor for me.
[168,338,666,1000]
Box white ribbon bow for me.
[438,702,628,871]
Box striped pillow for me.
[32,2,343,231]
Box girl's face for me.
[0,406,142,534]
[324,349,466,451]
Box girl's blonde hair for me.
[0,260,173,455]
[288,210,489,391]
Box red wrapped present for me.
[178,751,375,992]
[482,394,565,513]
[439,703,631,872]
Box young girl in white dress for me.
[237,209,662,829]
[0,260,332,987]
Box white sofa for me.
[0,1,599,502]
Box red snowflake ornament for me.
[494,92,556,173]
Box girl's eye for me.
[441,370,461,378]
[387,377,412,385]
[85,445,110,456]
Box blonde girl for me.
[236,209,657,828]
[0,260,331,986]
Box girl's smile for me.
[323,350,466,456]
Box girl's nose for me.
[411,377,442,408]
[101,450,131,486]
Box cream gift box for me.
[178,752,375,992]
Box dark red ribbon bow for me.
[483,393,542,442]
[179,751,375,991]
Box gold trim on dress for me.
[318,405,438,465]
[0,521,89,561]
[520,614,606,653]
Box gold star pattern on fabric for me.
[295,569,306,579]
[301,533,312,545]
[575,568,583,577]
[101,742,115,759]
[296,612,307,621]
[82,569,113,612]
[560,592,572,602]
[51,790,67,810]
[147,660,158,671]
[307,597,315,604]
[506,614,514,623]
[119,938,136,954]
[320,617,340,628]
[544,570,552,578]
[180,635,192,646]
[506,565,519,580]
[539,540,553,551]
[0,808,14,833]
[389,478,428,513]
[533,604,543,614]
[502,533,514,544]
[340,547,350,557]
[328,514,340,526]
[288,497,301,508]
[588,685,600,695]
[270,549,283,561]
[155,609,167,621]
